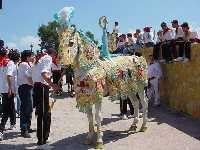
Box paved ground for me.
[0,90,200,150]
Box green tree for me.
[85,31,99,45]
[38,21,60,51]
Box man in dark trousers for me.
[0,49,20,141]
[32,48,59,146]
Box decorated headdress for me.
[54,7,75,28]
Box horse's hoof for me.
[84,139,93,145]
[140,126,147,132]
[95,142,104,149]
[128,125,137,133]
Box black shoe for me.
[28,128,36,133]
[37,140,47,145]
[21,130,31,138]
[37,141,44,145]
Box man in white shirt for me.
[18,50,34,138]
[143,27,154,48]
[171,20,185,61]
[147,55,162,106]
[32,48,59,146]
[160,22,174,63]
[181,22,193,62]
[0,50,20,141]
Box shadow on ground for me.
[148,105,200,140]
[50,129,130,150]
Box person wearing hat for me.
[18,50,35,138]
[0,49,20,141]
[143,27,154,48]
[31,48,60,145]
[160,22,174,63]
[171,20,185,61]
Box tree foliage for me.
[38,21,60,51]
[85,31,99,45]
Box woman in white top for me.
[0,49,20,141]
[18,50,34,138]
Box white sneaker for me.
[37,144,54,150]
[0,132,3,141]
[183,58,189,62]
[9,125,16,130]
[159,59,165,63]
[153,102,161,107]
[139,113,143,118]
[121,114,128,120]
[174,57,184,62]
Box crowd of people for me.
[0,40,75,146]
[110,20,200,63]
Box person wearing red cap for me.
[0,49,20,141]
[143,27,154,48]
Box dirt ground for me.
[0,87,200,150]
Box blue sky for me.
[0,0,199,50]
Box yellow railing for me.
[142,44,200,118]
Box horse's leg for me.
[95,100,103,149]
[128,93,140,132]
[85,105,95,145]
[138,88,148,132]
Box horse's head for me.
[55,7,100,66]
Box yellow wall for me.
[141,44,200,119]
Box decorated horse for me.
[54,7,148,149]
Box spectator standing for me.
[0,50,20,141]
[65,64,74,95]
[18,50,34,138]
[32,48,59,145]
[51,56,63,95]
[120,95,134,120]
[147,55,162,106]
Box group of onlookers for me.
[110,20,200,63]
[0,40,74,146]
